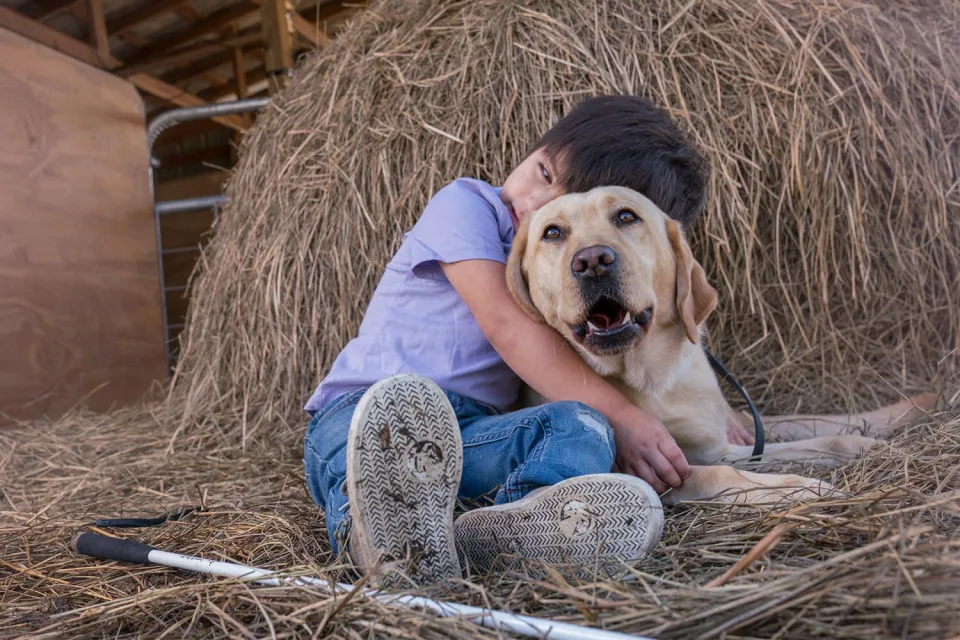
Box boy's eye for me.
[542,225,564,241]
[539,163,552,184]
[616,209,639,225]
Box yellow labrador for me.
[507,186,935,504]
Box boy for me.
[304,95,714,582]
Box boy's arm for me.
[440,258,690,493]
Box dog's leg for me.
[732,392,939,440]
[663,465,831,505]
[718,435,878,467]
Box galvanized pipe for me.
[146,97,270,161]
[147,97,270,373]
[155,195,228,215]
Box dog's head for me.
[507,186,717,363]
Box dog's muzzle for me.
[568,245,652,355]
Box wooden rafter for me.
[0,4,118,67]
[128,73,250,131]
[249,0,330,47]
[124,2,261,67]
[0,6,251,131]
[162,48,239,85]
[200,66,266,102]
[20,0,83,22]
[117,29,263,77]
[257,0,293,92]
[87,0,110,60]
[232,48,249,99]
[107,0,194,35]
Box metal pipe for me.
[155,195,228,215]
[146,97,270,373]
[146,97,270,160]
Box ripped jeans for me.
[303,387,617,553]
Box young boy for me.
[304,95,711,582]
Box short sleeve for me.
[407,179,509,280]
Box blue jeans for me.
[303,387,617,552]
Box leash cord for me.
[86,506,202,528]
[704,348,765,460]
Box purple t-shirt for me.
[305,178,521,414]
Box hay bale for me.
[165,0,959,450]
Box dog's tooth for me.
[586,320,600,333]
[623,312,632,324]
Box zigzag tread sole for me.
[455,473,664,575]
[346,374,463,583]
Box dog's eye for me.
[616,209,639,225]
[542,226,564,241]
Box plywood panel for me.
[0,27,166,422]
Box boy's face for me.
[501,148,566,230]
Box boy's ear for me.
[666,219,717,344]
[506,216,544,323]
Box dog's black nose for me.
[571,245,617,278]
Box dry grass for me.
[2,397,959,638]
[3,0,960,637]
[166,0,960,452]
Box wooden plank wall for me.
[0,27,167,423]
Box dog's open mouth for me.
[571,298,653,353]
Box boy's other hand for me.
[609,405,690,494]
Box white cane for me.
[71,532,651,640]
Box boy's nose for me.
[571,245,617,278]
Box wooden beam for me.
[289,10,329,47]
[0,5,119,68]
[118,30,262,77]
[162,48,235,85]
[200,66,266,102]
[107,0,192,35]
[20,0,83,22]
[124,2,260,66]
[232,48,249,99]
[87,0,109,60]
[250,0,330,47]
[128,73,250,132]
[258,0,293,92]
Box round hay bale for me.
[168,0,960,449]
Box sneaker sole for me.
[455,474,664,576]
[346,374,463,583]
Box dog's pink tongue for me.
[588,313,613,330]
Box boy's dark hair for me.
[531,95,708,227]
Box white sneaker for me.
[345,374,463,584]
[455,474,664,576]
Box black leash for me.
[86,506,202,529]
[704,347,765,460]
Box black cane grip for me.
[70,532,155,565]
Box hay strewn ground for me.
[2,398,959,638]
[2,0,960,637]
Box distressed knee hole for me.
[577,410,614,454]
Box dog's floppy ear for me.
[667,219,718,344]
[506,215,544,323]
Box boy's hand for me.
[609,405,690,493]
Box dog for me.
[507,186,936,504]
